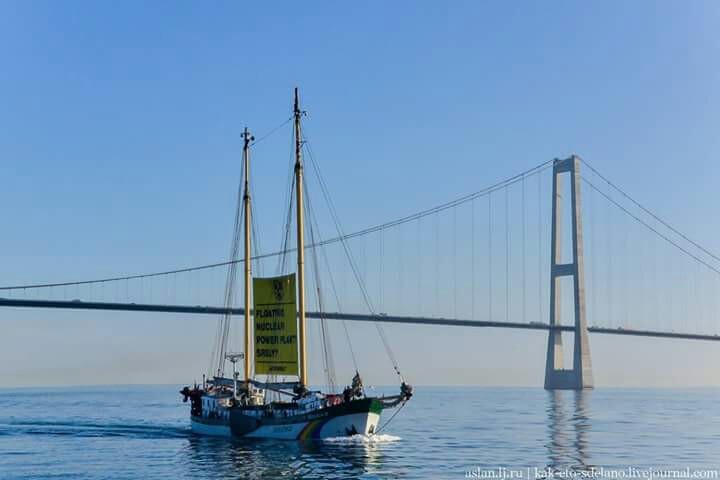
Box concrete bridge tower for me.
[544,156,594,390]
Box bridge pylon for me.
[544,155,594,390]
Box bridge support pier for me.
[544,156,593,390]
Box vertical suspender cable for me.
[652,226,658,332]
[435,211,439,318]
[538,171,542,323]
[398,224,403,314]
[505,185,509,323]
[380,227,384,313]
[471,199,475,320]
[454,206,457,319]
[607,192,613,329]
[623,212,629,329]
[522,175,526,324]
[488,192,493,321]
[417,217,422,317]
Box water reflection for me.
[182,434,392,479]
[545,390,593,471]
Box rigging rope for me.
[250,116,293,147]
[277,127,298,275]
[319,227,359,373]
[302,135,404,379]
[307,190,360,373]
[210,148,247,378]
[373,400,407,435]
[304,175,338,392]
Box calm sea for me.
[0,386,718,479]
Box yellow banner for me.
[253,274,298,375]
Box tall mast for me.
[241,126,253,385]
[294,88,308,388]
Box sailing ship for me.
[180,89,412,440]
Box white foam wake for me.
[321,433,401,444]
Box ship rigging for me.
[180,89,412,440]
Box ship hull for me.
[246,411,380,440]
[190,398,382,440]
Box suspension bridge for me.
[2,156,719,389]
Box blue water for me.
[0,386,718,479]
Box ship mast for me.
[241,126,253,386]
[294,88,308,388]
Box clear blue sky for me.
[1,1,720,387]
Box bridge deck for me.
[0,298,717,342]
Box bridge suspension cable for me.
[579,158,720,265]
[0,160,553,292]
[579,158,720,336]
[581,176,720,277]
